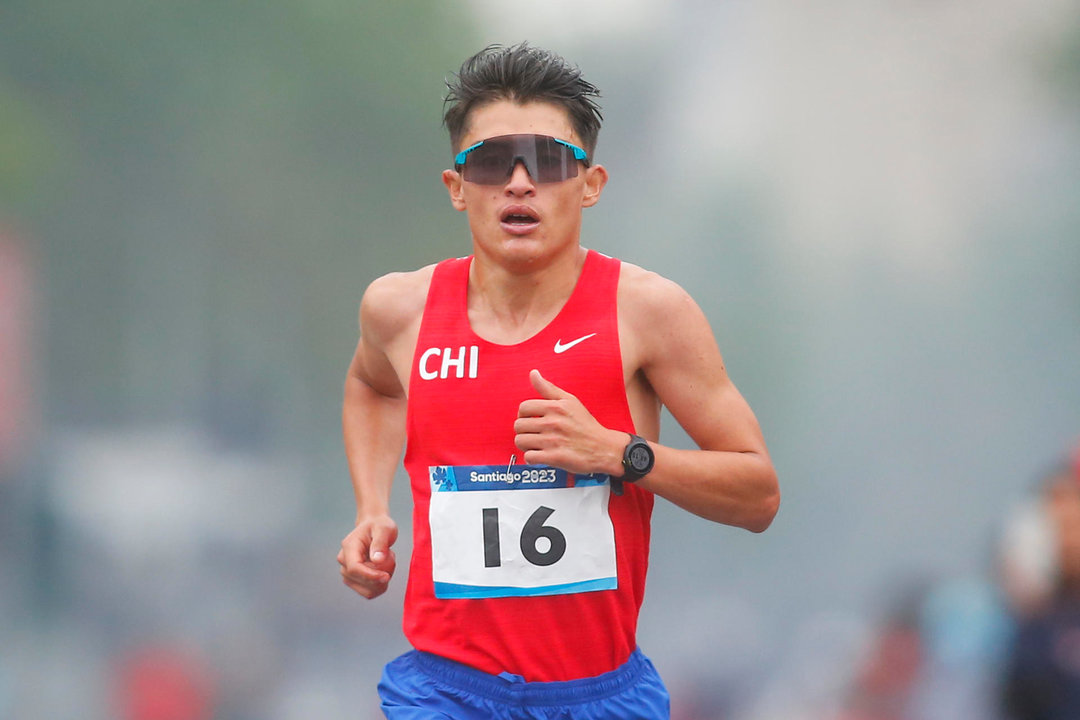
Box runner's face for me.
[443,100,606,269]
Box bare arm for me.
[514,267,779,532]
[337,338,405,598]
[337,271,426,598]
[619,269,778,531]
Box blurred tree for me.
[0,2,476,479]
[0,78,62,211]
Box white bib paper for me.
[428,464,617,599]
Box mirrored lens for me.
[457,134,586,185]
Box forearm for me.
[597,429,778,532]
[343,374,406,521]
[641,443,778,531]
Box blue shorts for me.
[378,647,670,719]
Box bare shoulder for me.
[617,260,719,372]
[617,261,703,327]
[359,264,437,346]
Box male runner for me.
[338,43,780,719]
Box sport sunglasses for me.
[454,133,589,185]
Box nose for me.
[504,160,535,195]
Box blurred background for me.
[2,1,1079,718]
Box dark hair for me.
[443,43,603,158]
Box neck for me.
[467,245,588,344]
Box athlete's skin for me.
[338,99,780,601]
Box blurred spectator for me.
[113,643,215,720]
[835,590,924,720]
[1000,441,1080,719]
[832,574,1010,720]
[999,490,1058,620]
[913,577,1010,720]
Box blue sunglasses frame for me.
[453,134,590,185]
[454,136,589,166]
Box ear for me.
[442,169,467,211]
[581,164,608,208]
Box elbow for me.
[745,488,780,533]
[744,467,780,533]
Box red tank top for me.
[401,249,654,681]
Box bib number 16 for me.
[482,506,566,568]
[428,480,616,599]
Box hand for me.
[514,369,623,475]
[338,514,398,599]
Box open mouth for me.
[505,214,536,225]
[500,206,540,227]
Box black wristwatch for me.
[612,434,654,496]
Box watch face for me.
[629,445,652,472]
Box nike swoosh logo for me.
[554,333,597,354]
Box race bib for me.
[428,464,617,599]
